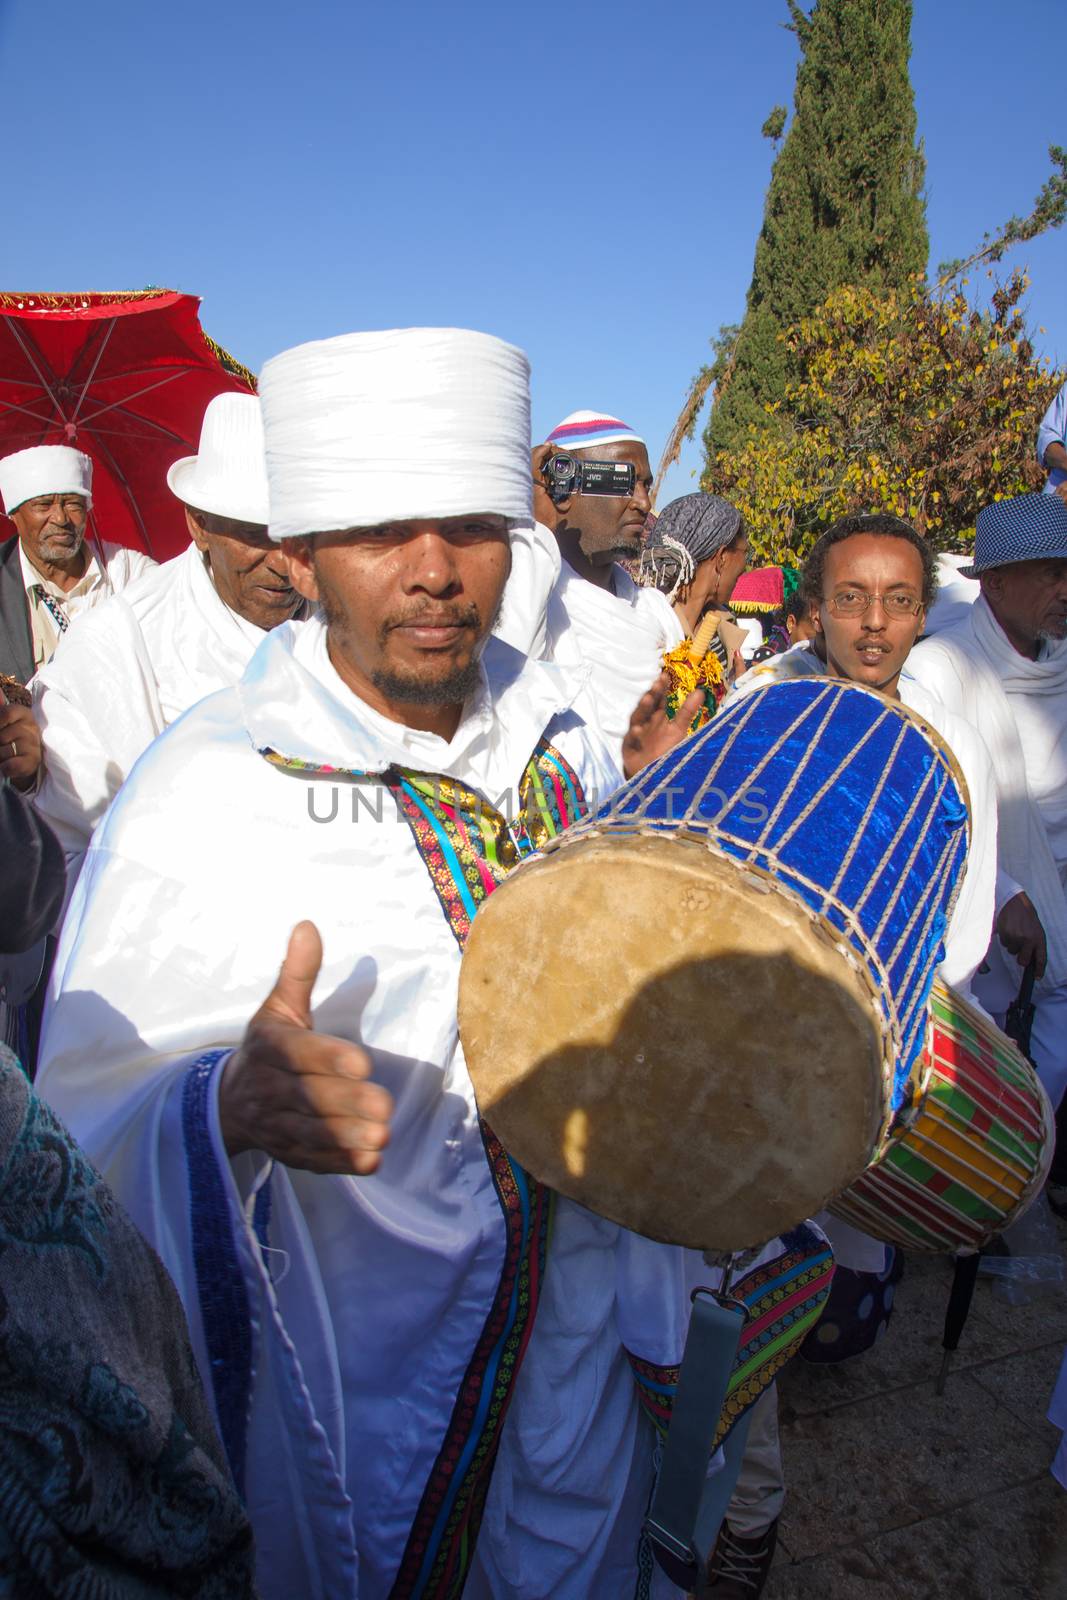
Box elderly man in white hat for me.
[37,330,830,1599]
[32,394,306,877]
[0,444,155,795]
[0,444,154,685]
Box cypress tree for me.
[705,0,928,459]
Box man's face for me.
[982,558,1067,650]
[549,441,653,567]
[812,534,925,694]
[11,492,88,570]
[285,514,511,716]
[186,508,302,630]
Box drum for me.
[459,678,970,1251]
[829,981,1054,1252]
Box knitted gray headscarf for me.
[639,493,744,600]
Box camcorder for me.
[542,453,636,505]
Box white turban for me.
[260,328,532,542]
[0,445,93,515]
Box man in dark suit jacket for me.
[0,540,41,796]
[0,533,35,686]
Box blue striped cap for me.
[962,492,1067,576]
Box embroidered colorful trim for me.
[382,739,585,1598]
[382,739,587,948]
[391,1136,554,1599]
[625,1224,835,1451]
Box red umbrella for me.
[0,290,255,562]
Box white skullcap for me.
[260,328,533,541]
[544,410,645,450]
[0,445,93,515]
[167,393,269,525]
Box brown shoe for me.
[700,1517,779,1597]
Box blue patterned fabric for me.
[576,678,968,1112]
[0,1044,255,1598]
[181,1049,255,1495]
[962,492,1067,575]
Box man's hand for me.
[218,920,393,1173]
[621,673,704,779]
[0,702,42,792]
[1056,482,1067,508]
[996,891,1048,979]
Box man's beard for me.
[319,586,496,706]
[370,656,483,705]
[38,529,85,563]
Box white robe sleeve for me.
[32,599,166,867]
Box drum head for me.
[459,831,887,1251]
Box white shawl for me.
[905,594,1067,995]
[493,522,686,756]
[33,545,283,865]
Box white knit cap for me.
[259,328,532,541]
[0,445,93,515]
[167,393,269,525]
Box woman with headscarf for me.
[638,492,749,724]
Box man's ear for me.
[283,537,321,603]
[531,443,573,519]
[184,507,210,554]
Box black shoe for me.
[701,1517,779,1596]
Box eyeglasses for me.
[826,589,924,619]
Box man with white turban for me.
[38,332,831,1599]
[495,411,684,758]
[0,444,155,684]
[32,394,307,878]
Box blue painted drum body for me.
[588,678,969,1114]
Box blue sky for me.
[3,0,1064,503]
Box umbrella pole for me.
[936,1250,982,1395]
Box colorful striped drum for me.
[460,678,970,1251]
[829,982,1054,1252]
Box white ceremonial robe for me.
[906,596,1067,1105]
[37,616,784,1600]
[493,521,685,758]
[923,553,979,637]
[32,545,296,872]
[19,537,156,670]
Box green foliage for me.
[761,106,787,143]
[706,0,928,458]
[703,272,1062,563]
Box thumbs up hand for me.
[218,921,393,1175]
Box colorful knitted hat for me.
[544,410,645,450]
[730,565,803,614]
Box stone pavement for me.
[764,1207,1067,1599]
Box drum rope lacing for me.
[620,683,966,1103]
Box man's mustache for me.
[382,602,481,633]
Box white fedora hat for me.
[167,392,269,525]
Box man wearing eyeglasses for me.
[715,514,998,1590]
[733,512,996,997]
